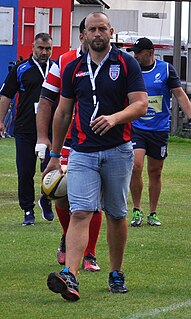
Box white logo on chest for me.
[154,72,162,83]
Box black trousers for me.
[15,133,50,211]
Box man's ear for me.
[150,49,154,56]
[110,28,114,38]
[79,33,83,42]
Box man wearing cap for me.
[127,37,191,227]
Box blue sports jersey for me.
[61,45,146,152]
[133,59,181,132]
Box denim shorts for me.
[67,142,134,219]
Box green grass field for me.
[0,137,191,319]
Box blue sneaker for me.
[47,267,80,301]
[22,210,35,226]
[38,195,54,221]
[109,270,128,293]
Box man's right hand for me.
[42,157,62,180]
[35,143,48,161]
[35,138,52,161]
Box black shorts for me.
[131,127,169,160]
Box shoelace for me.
[60,272,78,289]
[151,213,159,220]
[90,258,97,266]
[112,274,124,286]
[85,254,97,264]
[133,211,141,219]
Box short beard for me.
[89,41,108,52]
[33,55,47,65]
[37,58,47,65]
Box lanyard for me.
[87,50,110,121]
[76,45,82,58]
[32,57,50,80]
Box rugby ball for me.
[42,169,67,200]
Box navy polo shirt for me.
[62,45,146,152]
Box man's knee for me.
[71,211,93,221]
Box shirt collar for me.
[81,44,119,65]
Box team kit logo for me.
[76,71,89,78]
[160,145,167,158]
[109,65,120,80]
[154,72,162,83]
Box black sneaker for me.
[22,210,35,226]
[109,270,128,293]
[38,195,54,221]
[57,235,66,265]
[47,268,80,301]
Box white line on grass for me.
[122,301,191,319]
[0,201,18,206]
[0,173,17,177]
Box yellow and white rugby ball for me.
[42,169,67,200]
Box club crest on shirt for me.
[109,65,120,81]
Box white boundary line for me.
[0,173,17,177]
[0,201,18,206]
[122,301,191,319]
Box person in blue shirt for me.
[127,37,191,227]
[43,12,148,301]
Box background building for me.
[73,0,172,42]
[105,0,171,37]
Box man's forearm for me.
[36,97,53,141]
[52,110,72,155]
[0,96,12,122]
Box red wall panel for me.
[18,0,72,60]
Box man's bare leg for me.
[130,149,145,209]
[147,157,164,212]
[106,214,127,272]
[65,211,93,276]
